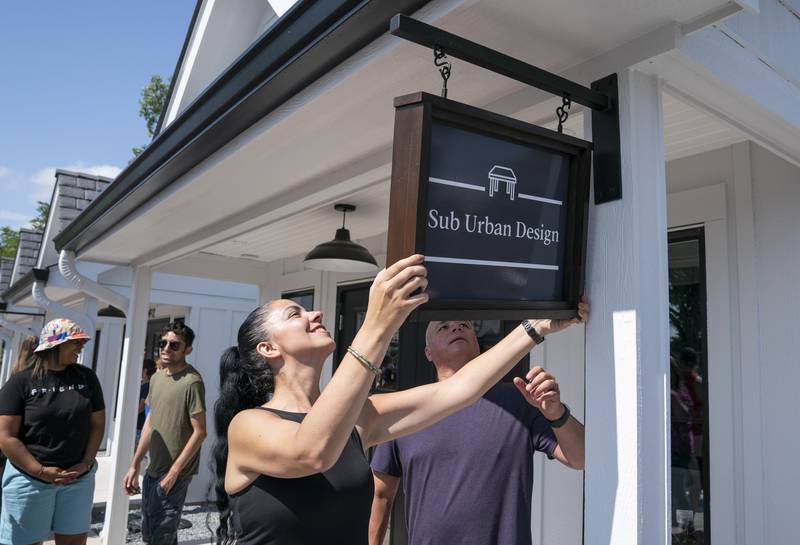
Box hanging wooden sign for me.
[387,92,591,319]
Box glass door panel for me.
[669,229,709,545]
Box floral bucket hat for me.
[34,318,91,352]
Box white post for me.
[101,266,152,545]
[1,331,21,384]
[81,296,98,369]
[583,69,670,545]
[95,316,126,451]
[0,331,15,384]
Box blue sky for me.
[0,1,196,230]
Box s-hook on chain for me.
[556,93,572,134]
[433,45,452,98]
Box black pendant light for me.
[303,204,378,272]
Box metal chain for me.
[433,45,452,98]
[556,93,572,133]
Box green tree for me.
[132,75,170,157]
[30,201,50,232]
[0,226,19,258]
[0,203,49,259]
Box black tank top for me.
[229,408,374,545]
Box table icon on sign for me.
[488,165,517,200]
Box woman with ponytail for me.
[212,255,586,544]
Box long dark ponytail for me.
[212,304,274,544]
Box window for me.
[669,228,709,544]
[282,289,314,311]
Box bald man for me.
[369,316,585,545]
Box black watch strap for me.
[546,403,571,428]
[521,320,545,344]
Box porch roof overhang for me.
[53,0,756,270]
[53,0,433,256]
[1,269,49,306]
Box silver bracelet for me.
[346,346,382,377]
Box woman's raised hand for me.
[364,254,429,335]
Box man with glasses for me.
[123,322,207,545]
[369,316,587,545]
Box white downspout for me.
[59,250,129,312]
[32,280,96,338]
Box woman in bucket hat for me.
[0,318,105,545]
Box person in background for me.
[136,358,157,448]
[0,319,105,545]
[368,317,586,545]
[0,335,39,512]
[10,336,39,376]
[123,322,206,545]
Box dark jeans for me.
[142,472,191,545]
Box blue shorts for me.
[0,459,97,544]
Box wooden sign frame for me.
[387,92,591,320]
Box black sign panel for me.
[387,93,590,319]
[426,119,570,302]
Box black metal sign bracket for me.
[390,14,622,203]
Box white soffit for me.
[198,92,744,264]
[202,181,391,263]
[80,0,742,265]
[662,91,746,161]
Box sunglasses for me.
[158,340,183,351]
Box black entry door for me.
[145,318,170,361]
[335,283,530,544]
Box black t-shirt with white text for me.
[0,364,105,471]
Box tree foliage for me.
[0,202,50,259]
[0,227,20,258]
[30,201,50,233]
[132,75,170,157]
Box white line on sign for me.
[517,193,563,206]
[425,256,559,271]
[429,177,486,192]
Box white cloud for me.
[0,210,32,230]
[30,168,58,201]
[65,163,122,180]
[29,163,122,202]
[0,163,123,230]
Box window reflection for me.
[284,289,314,312]
[668,233,708,544]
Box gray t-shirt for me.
[371,383,557,545]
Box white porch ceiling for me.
[77,0,745,267]
[662,91,745,160]
[198,90,745,265]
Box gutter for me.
[59,251,129,313]
[1,270,37,304]
[0,318,37,337]
[0,303,45,317]
[53,0,432,255]
[31,271,95,338]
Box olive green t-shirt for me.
[146,364,206,479]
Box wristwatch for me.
[81,458,96,472]
[545,403,571,428]
[521,320,545,344]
